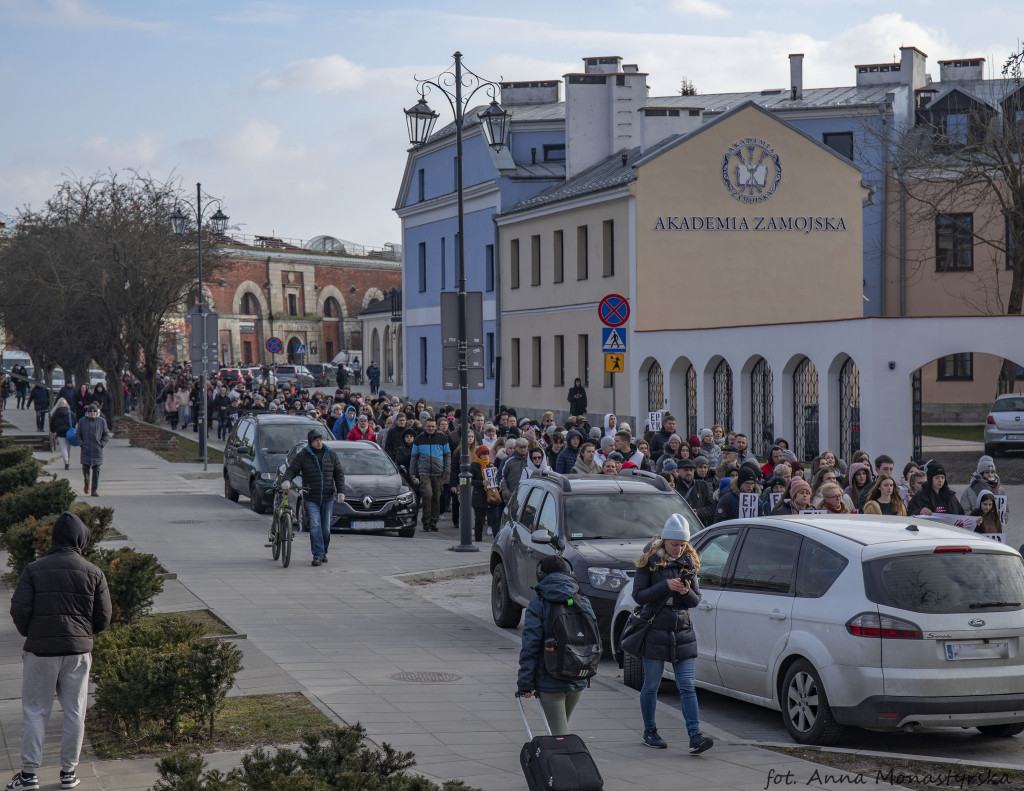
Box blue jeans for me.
[641,656,700,737]
[305,499,334,559]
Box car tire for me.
[977,723,1024,737]
[224,475,239,502]
[491,563,523,628]
[398,526,416,538]
[781,659,846,746]
[249,481,267,514]
[622,652,645,691]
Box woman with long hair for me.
[861,474,907,516]
[631,516,713,754]
[50,397,75,470]
[972,491,1002,534]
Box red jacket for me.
[346,425,377,443]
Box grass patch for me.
[86,692,334,759]
[148,609,235,636]
[762,746,1022,791]
[922,424,984,442]
[151,434,224,464]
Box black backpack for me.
[543,598,602,681]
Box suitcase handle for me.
[515,693,553,740]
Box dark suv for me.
[489,469,702,634]
[307,363,337,387]
[223,413,333,513]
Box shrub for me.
[0,478,75,533]
[2,504,114,581]
[0,444,33,471]
[0,458,42,495]
[92,547,164,624]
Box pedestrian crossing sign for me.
[601,327,627,352]
[604,353,624,373]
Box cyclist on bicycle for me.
[281,430,345,566]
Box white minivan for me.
[610,515,1024,745]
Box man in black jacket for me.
[9,512,111,791]
[673,459,716,526]
[907,463,964,517]
[27,383,50,431]
[282,430,346,566]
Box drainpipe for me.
[879,105,889,316]
[493,213,502,417]
[899,174,907,316]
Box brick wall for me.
[117,416,180,451]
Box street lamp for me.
[405,51,509,553]
[171,183,228,471]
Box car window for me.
[333,447,397,475]
[237,420,254,449]
[259,422,332,453]
[993,397,1024,412]
[695,530,741,589]
[796,540,848,598]
[520,487,545,531]
[563,492,698,541]
[729,527,801,595]
[535,494,558,535]
[509,481,531,521]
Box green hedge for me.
[2,503,114,580]
[0,444,33,471]
[91,547,164,625]
[0,478,75,533]
[0,458,42,495]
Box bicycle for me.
[267,481,306,568]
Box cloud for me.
[0,0,164,31]
[83,133,161,164]
[257,55,373,94]
[216,1,302,27]
[668,0,730,18]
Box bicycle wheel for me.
[270,513,281,561]
[281,511,293,568]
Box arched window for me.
[792,358,819,462]
[240,292,259,316]
[749,358,774,458]
[323,296,341,318]
[384,324,394,382]
[838,358,860,462]
[713,359,733,430]
[646,362,663,413]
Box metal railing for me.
[220,232,402,260]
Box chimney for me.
[789,53,804,101]
[900,46,929,90]
[499,80,560,106]
[938,58,985,83]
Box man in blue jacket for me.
[410,417,450,532]
[282,430,345,566]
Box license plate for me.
[945,640,1009,661]
[348,519,386,531]
[1005,434,1024,441]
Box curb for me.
[391,561,489,584]
[749,739,1024,772]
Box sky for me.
[0,0,1020,249]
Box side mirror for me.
[399,465,409,476]
[530,529,552,545]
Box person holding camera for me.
[631,515,713,754]
[280,430,345,566]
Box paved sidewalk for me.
[0,406,908,791]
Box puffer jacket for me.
[959,473,1005,514]
[50,405,74,436]
[10,512,111,656]
[555,430,582,473]
[908,484,964,516]
[283,442,345,504]
[632,554,700,663]
[411,430,451,478]
[516,572,596,694]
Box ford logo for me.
[968,619,986,627]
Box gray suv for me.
[489,469,702,635]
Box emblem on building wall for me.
[722,138,782,203]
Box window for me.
[536,494,558,535]
[242,341,252,365]
[543,144,566,161]
[937,353,973,381]
[417,242,427,291]
[510,238,520,289]
[602,220,614,277]
[417,168,425,202]
[554,335,564,387]
[531,235,541,286]
[520,487,545,531]
[796,541,848,598]
[730,528,801,594]
[510,338,521,387]
[936,214,973,271]
[440,237,446,290]
[822,132,854,161]
[946,113,968,146]
[485,244,495,291]
[553,230,564,283]
[287,293,297,316]
[419,337,428,384]
[576,225,588,280]
[578,334,589,387]
[695,530,741,589]
[486,331,495,378]
[532,336,541,386]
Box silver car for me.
[609,514,1024,745]
[984,394,1024,456]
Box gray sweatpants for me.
[20,652,91,773]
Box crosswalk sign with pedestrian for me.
[601,327,627,352]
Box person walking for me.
[567,377,588,418]
[410,416,450,532]
[366,361,380,395]
[908,463,964,516]
[49,398,75,470]
[281,430,345,566]
[516,555,596,736]
[13,365,28,409]
[632,515,713,755]
[27,382,51,432]
[470,445,501,542]
[8,511,111,791]
[76,404,109,497]
[959,455,1006,515]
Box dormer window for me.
[945,113,968,146]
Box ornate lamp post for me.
[405,52,509,552]
[171,184,228,471]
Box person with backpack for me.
[516,555,599,736]
[631,515,713,754]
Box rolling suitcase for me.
[516,694,603,791]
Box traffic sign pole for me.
[598,295,629,419]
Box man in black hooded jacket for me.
[9,512,111,791]
[907,463,964,516]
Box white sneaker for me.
[6,772,38,790]
[60,770,80,789]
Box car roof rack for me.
[617,467,670,491]
[535,468,572,493]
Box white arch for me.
[231,281,268,316]
[363,288,385,310]
[317,285,349,319]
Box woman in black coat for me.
[91,382,113,424]
[631,515,713,754]
[567,377,588,417]
[49,397,75,470]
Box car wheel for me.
[977,723,1024,737]
[398,526,416,538]
[491,563,523,628]
[224,474,239,502]
[622,652,645,691]
[781,659,846,746]
[249,481,267,514]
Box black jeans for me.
[82,464,100,493]
[35,409,46,431]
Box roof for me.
[359,292,400,319]
[426,101,566,145]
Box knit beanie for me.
[977,455,996,475]
[661,514,690,542]
[789,478,812,498]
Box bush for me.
[0,458,42,494]
[2,503,114,580]
[0,444,33,471]
[0,478,75,533]
[92,547,164,624]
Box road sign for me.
[442,345,484,369]
[440,291,484,346]
[598,294,630,327]
[604,352,624,373]
[442,368,485,390]
[186,306,219,368]
[602,327,627,352]
[296,344,306,354]
[266,337,283,354]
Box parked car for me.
[88,369,106,386]
[489,469,702,635]
[307,363,337,387]
[49,367,66,394]
[273,364,315,389]
[223,413,333,513]
[984,394,1024,456]
[215,367,246,387]
[279,439,417,537]
[608,514,1024,745]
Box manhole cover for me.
[387,671,462,683]
[169,520,203,525]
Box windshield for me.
[993,397,1024,413]
[333,448,397,475]
[261,424,331,454]
[563,493,700,541]
[864,552,1024,613]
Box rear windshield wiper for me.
[969,601,1021,608]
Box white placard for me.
[483,467,498,489]
[920,514,982,530]
[739,492,759,519]
[799,509,827,514]
[994,494,1008,525]
[769,492,782,511]
[648,410,663,432]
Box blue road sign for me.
[602,327,627,352]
